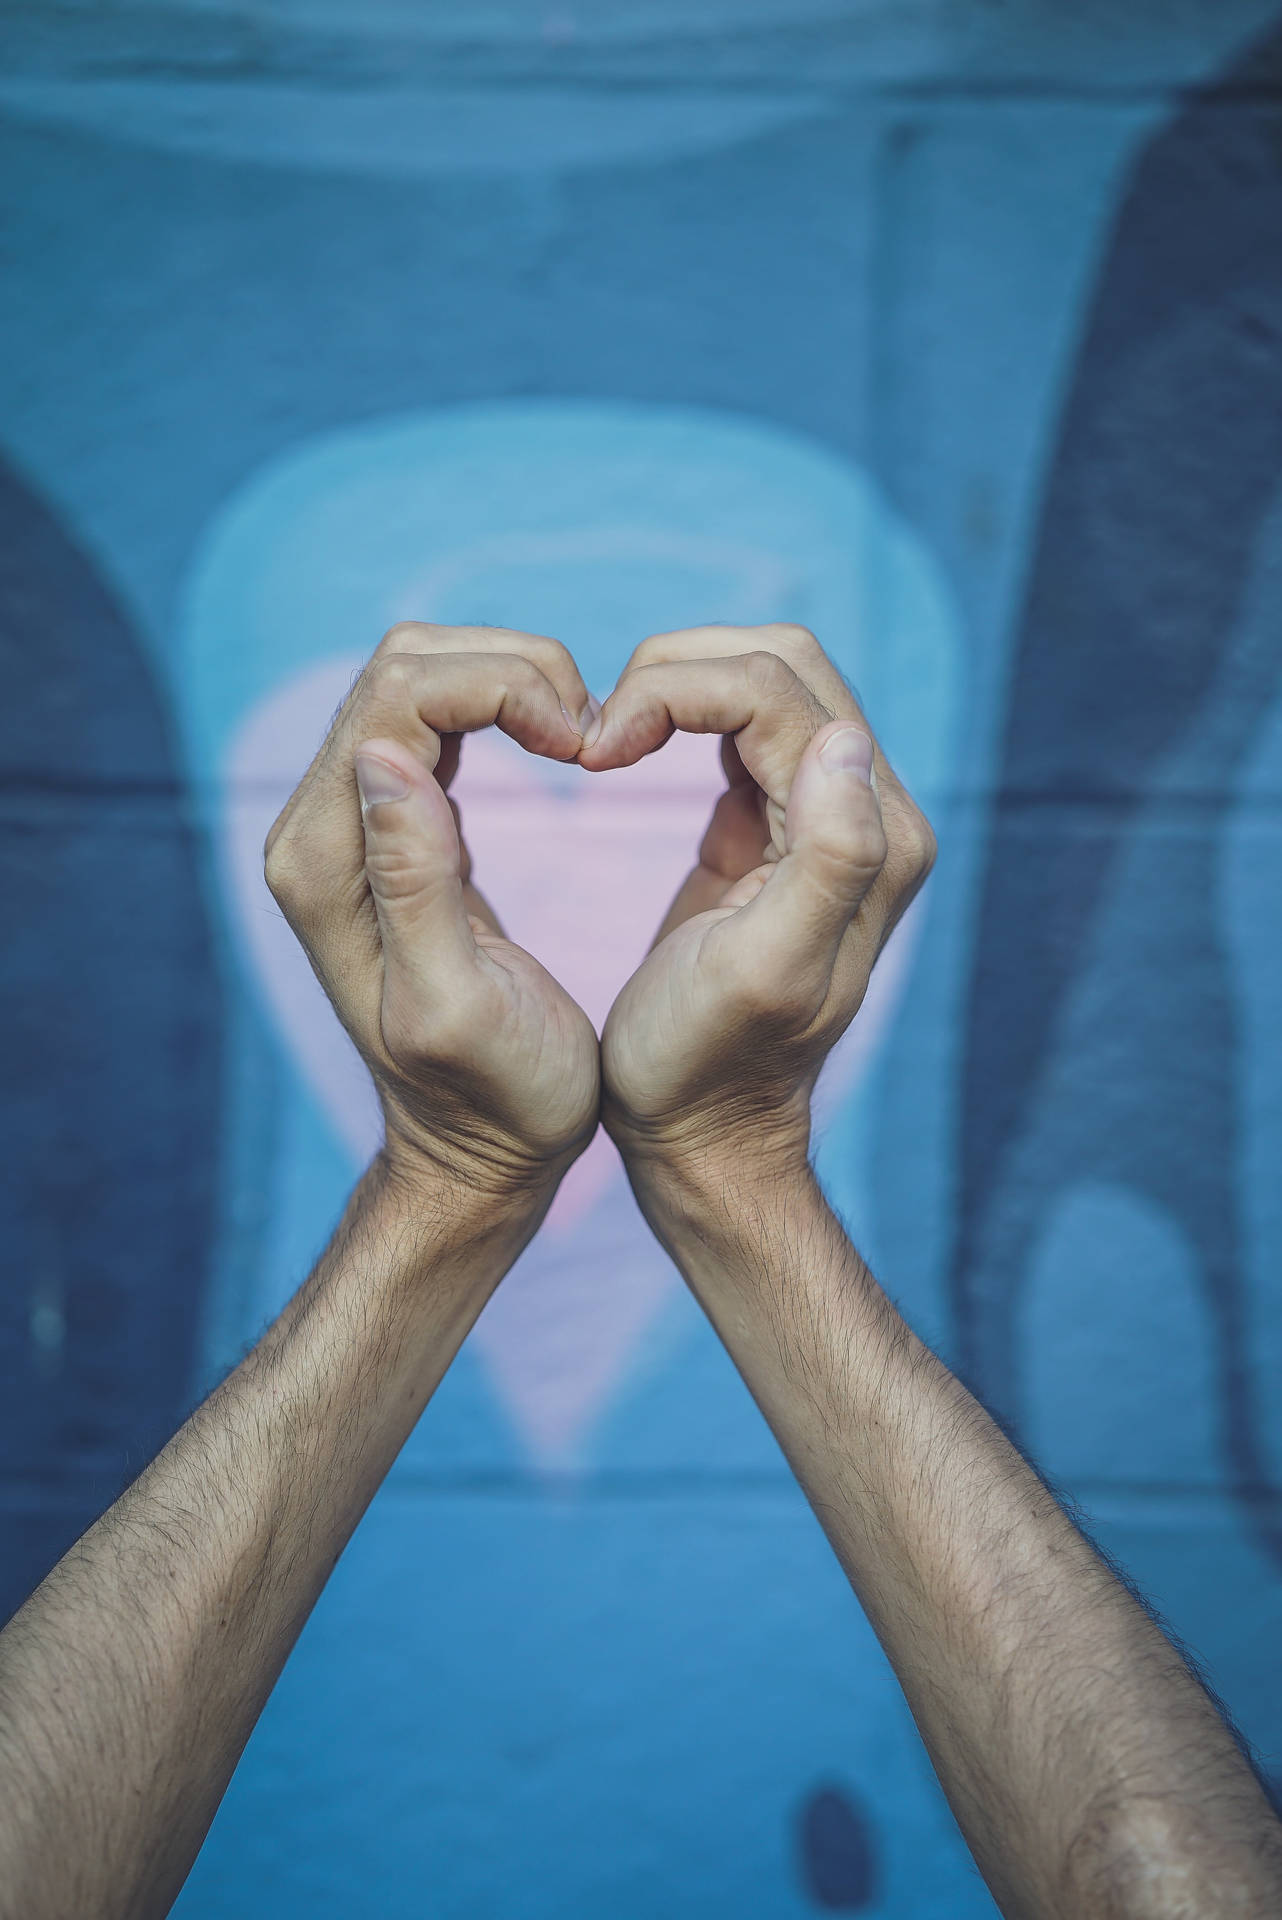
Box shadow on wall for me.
[952,19,1282,1562]
[0,456,222,1623]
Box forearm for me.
[0,1155,543,1920]
[634,1158,1282,1918]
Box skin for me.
[1,618,1279,1917]
[0,624,601,1920]
[581,621,1282,1919]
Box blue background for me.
[3,3,1282,1913]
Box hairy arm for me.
[588,621,1282,1918]
[0,1161,544,1920]
[637,1160,1282,1919]
[0,622,603,1919]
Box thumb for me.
[355,741,477,1000]
[732,721,887,1004]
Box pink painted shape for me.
[457,727,723,1232]
[222,659,922,1463]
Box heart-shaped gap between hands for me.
[228,656,922,1234]
[456,723,730,1230]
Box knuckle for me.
[898,804,938,884]
[627,625,724,669]
[631,630,673,667]
[377,620,435,652]
[842,812,891,881]
[362,837,428,902]
[262,828,298,908]
[525,631,576,676]
[507,650,550,688]
[617,660,663,706]
[807,811,888,904]
[741,647,800,701]
[363,651,420,704]
[490,652,553,706]
[262,809,285,866]
[760,621,820,659]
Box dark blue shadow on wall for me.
[0,454,221,1623]
[952,23,1282,1559]
[796,1782,879,1911]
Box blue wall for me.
[3,4,1282,1913]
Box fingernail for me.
[355,753,410,810]
[819,727,874,782]
[578,693,602,743]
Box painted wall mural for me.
[0,457,221,1626]
[2,4,1281,1915]
[189,402,953,1468]
[953,16,1282,1577]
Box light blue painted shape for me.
[0,80,830,178]
[178,398,962,1473]
[178,400,958,790]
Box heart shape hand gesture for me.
[264,619,935,1220]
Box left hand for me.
[264,622,602,1203]
[579,623,936,1186]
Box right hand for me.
[263,623,602,1202]
[580,623,936,1191]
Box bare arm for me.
[638,1162,1282,1918]
[584,621,1282,1919]
[0,621,602,1919]
[0,1162,542,1920]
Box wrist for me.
[619,1133,823,1273]
[625,1150,897,1428]
[379,1113,578,1228]
[605,1088,811,1209]
[360,1144,557,1282]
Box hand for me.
[264,623,602,1200]
[579,623,936,1187]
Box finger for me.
[354,740,478,1039]
[580,652,832,814]
[586,652,794,768]
[717,721,887,1011]
[343,649,583,776]
[267,650,580,914]
[268,639,585,862]
[590,642,912,890]
[364,623,595,742]
[612,627,893,832]
[619,622,860,724]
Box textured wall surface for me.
[3,3,1282,1914]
